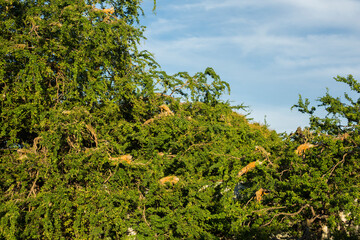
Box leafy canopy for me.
[0,0,359,239]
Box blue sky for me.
[139,0,360,133]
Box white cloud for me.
[143,18,186,36]
[144,30,360,74]
[168,0,360,31]
[170,0,275,11]
[276,0,360,19]
[141,0,360,132]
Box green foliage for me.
[1,0,359,239]
[292,75,360,135]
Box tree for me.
[0,0,239,238]
[231,76,360,239]
[0,0,154,147]
[1,0,358,239]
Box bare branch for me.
[27,171,39,198]
[252,206,288,213]
[103,169,112,184]
[261,204,310,227]
[322,153,348,181]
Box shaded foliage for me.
[1,0,359,239]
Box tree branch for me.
[322,153,348,181]
[261,204,309,227]
[27,171,39,198]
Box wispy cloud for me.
[174,0,360,28]
[141,0,360,132]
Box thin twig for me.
[27,171,39,198]
[137,182,152,229]
[279,169,290,181]
[141,205,151,228]
[322,153,348,181]
[244,196,254,207]
[170,80,189,97]
[182,142,213,156]
[86,124,98,147]
[209,152,244,160]
[103,169,112,184]
[252,206,288,213]
[261,204,309,227]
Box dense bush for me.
[0,0,359,239]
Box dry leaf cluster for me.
[159,176,180,185]
[295,143,315,156]
[109,154,132,165]
[144,105,174,125]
